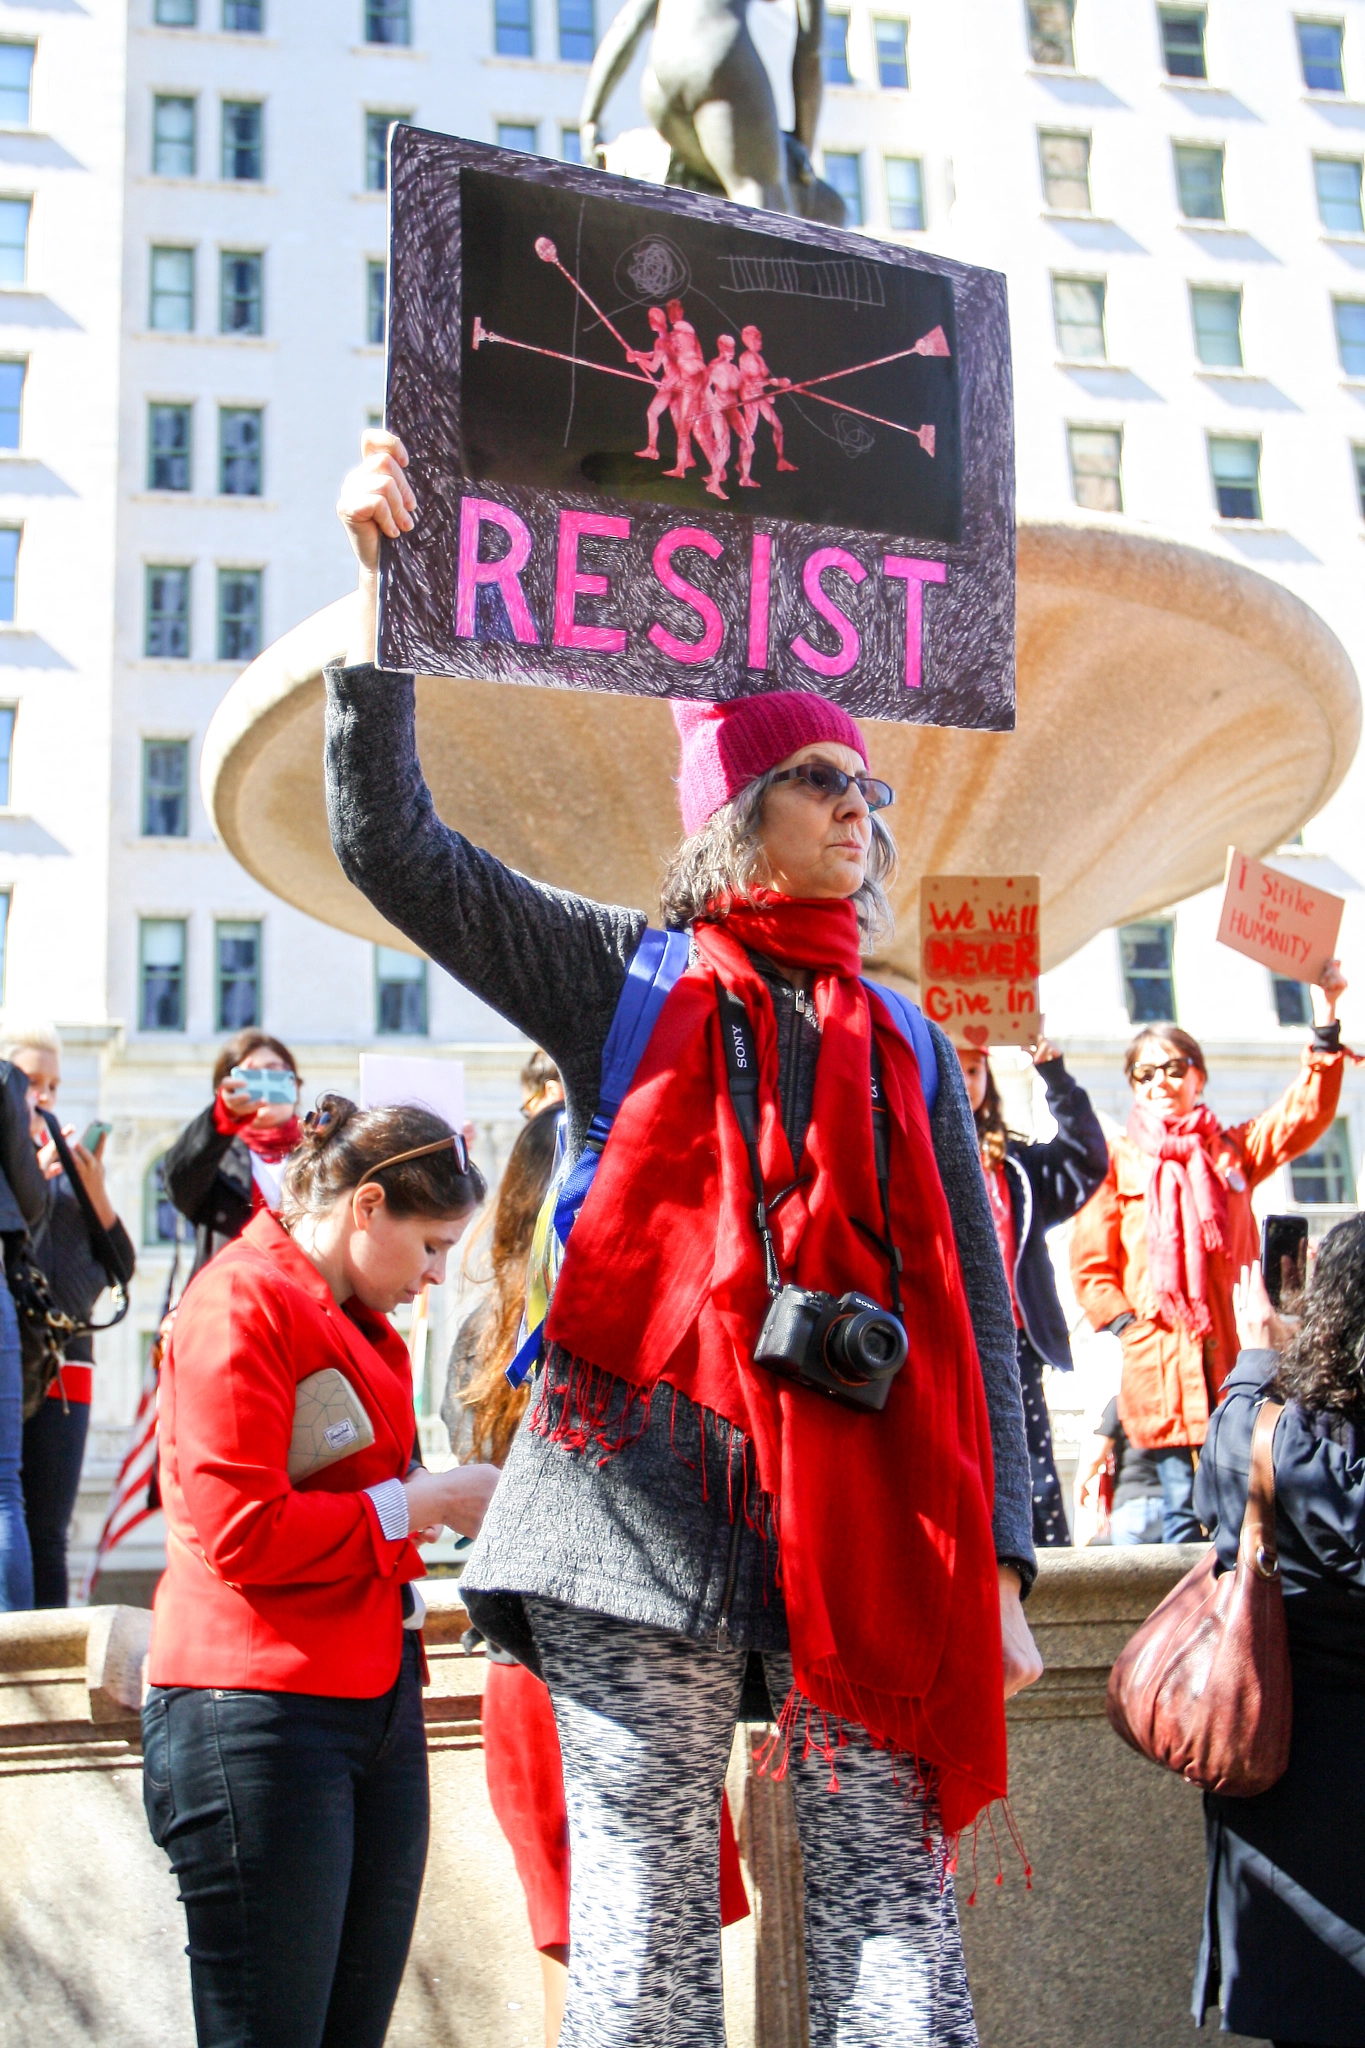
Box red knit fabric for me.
[672,693,867,835]
[212,1091,301,1164]
[1126,1103,1228,1337]
[545,896,1006,1837]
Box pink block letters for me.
[748,532,773,671]
[553,508,631,654]
[647,526,726,666]
[455,497,539,645]
[790,546,866,680]
[882,554,947,689]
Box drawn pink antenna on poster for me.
[1216,847,1344,985]
[919,875,1041,1049]
[379,128,1016,729]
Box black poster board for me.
[381,128,1015,730]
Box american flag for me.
[80,1340,162,1603]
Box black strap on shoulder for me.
[717,978,904,1317]
[39,1110,133,1329]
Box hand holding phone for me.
[228,1065,297,1106]
[80,1119,112,1156]
[1261,1214,1309,1310]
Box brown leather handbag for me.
[1106,1400,1292,1797]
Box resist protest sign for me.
[919,875,1040,1048]
[378,129,1015,729]
[1216,848,1343,985]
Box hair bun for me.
[302,1093,361,1153]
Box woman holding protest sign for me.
[958,1035,1108,1547]
[329,430,1041,2048]
[1071,988,1346,1544]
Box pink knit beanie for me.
[672,692,867,836]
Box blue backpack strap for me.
[861,977,939,1119]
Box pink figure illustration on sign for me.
[661,299,714,480]
[701,336,756,500]
[738,325,797,478]
[630,306,681,461]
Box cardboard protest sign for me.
[379,128,1015,729]
[919,875,1040,1048]
[1216,848,1343,985]
[359,1053,466,1132]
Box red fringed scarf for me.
[212,1093,301,1164]
[1126,1103,1228,1336]
[545,896,1006,1838]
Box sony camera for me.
[753,1287,909,1413]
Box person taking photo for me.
[327,430,1042,2048]
[163,1028,303,1280]
[141,1097,495,2048]
[1071,983,1346,1543]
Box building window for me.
[1160,8,1206,77]
[1039,129,1091,210]
[885,156,924,230]
[1191,285,1242,367]
[561,125,583,162]
[1026,0,1075,67]
[1316,156,1364,233]
[142,738,190,837]
[1120,920,1176,1024]
[366,0,411,42]
[823,13,852,82]
[0,527,18,622]
[217,568,261,661]
[823,151,863,224]
[155,0,197,22]
[559,0,594,62]
[148,402,192,491]
[1291,1119,1355,1205]
[0,46,35,128]
[497,122,537,153]
[366,111,409,191]
[1355,443,1365,514]
[1174,143,1225,220]
[0,706,15,806]
[1298,19,1345,92]
[874,17,908,86]
[1067,425,1123,511]
[153,94,195,176]
[1272,973,1312,1027]
[1334,298,1365,375]
[1052,274,1106,358]
[216,920,261,1029]
[0,198,28,289]
[0,889,10,1001]
[376,945,427,1034]
[145,566,190,658]
[366,259,386,344]
[149,246,194,331]
[224,0,263,27]
[1209,434,1261,520]
[494,0,532,55]
[219,408,262,496]
[222,101,263,181]
[143,1156,180,1246]
[140,919,186,1032]
[0,359,24,450]
[220,251,262,335]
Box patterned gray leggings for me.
[526,1597,978,2048]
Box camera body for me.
[754,1287,909,1413]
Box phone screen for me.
[1261,1214,1309,1310]
[80,1120,111,1153]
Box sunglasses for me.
[1131,1058,1194,1086]
[769,762,895,812]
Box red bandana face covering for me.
[546,895,1007,1837]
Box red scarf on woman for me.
[1126,1103,1228,1336]
[213,1093,301,1164]
[546,897,1006,1837]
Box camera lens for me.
[823,1301,909,1384]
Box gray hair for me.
[658,767,897,944]
[0,1017,60,1063]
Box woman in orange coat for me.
[142,1096,496,2048]
[1070,966,1347,1543]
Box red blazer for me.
[148,1209,424,1696]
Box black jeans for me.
[142,1634,429,2048]
[21,1394,90,1607]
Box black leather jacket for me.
[163,1103,254,1281]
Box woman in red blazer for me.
[142,1095,494,2048]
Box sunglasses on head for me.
[1132,1057,1194,1086]
[769,762,895,812]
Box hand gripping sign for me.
[920,875,1041,1049]
[377,129,1016,730]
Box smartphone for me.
[1261,1214,1309,1309]
[229,1065,296,1105]
[80,1119,112,1154]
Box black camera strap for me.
[715,978,904,1318]
[38,1109,133,1331]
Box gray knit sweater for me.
[325,664,1036,1658]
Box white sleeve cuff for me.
[365,1477,410,1543]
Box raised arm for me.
[330,434,648,1118]
[1013,1054,1110,1230]
[579,0,657,165]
